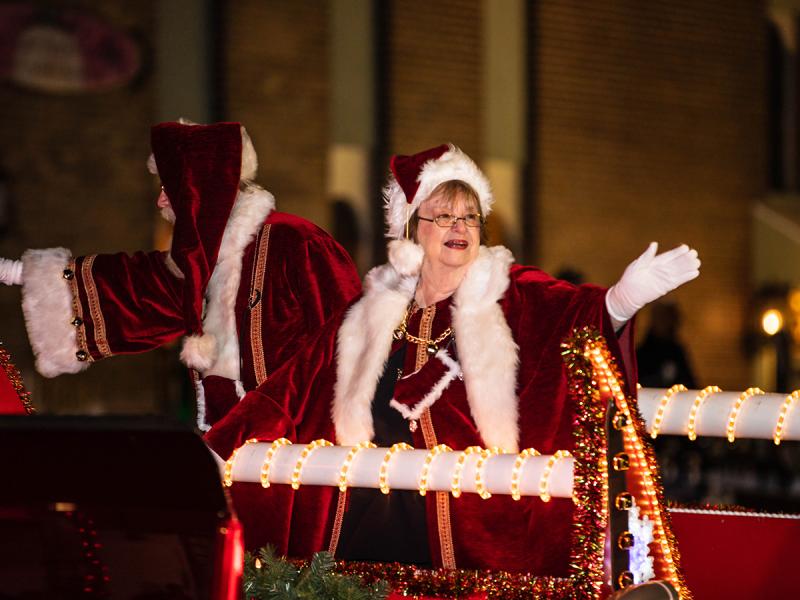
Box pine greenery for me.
[243,546,391,600]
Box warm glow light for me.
[379,442,413,494]
[337,441,375,492]
[774,390,800,445]
[475,447,501,500]
[762,309,784,336]
[585,341,678,590]
[539,450,571,503]
[223,438,259,487]
[650,384,687,439]
[260,438,292,488]
[726,388,764,443]
[510,448,541,501]
[418,444,452,496]
[451,446,483,498]
[291,439,333,490]
[687,386,722,441]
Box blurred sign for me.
[0,4,142,94]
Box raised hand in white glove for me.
[0,258,23,286]
[605,242,700,329]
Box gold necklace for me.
[393,302,452,355]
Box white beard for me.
[160,205,176,224]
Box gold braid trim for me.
[81,255,111,358]
[415,305,457,570]
[250,224,271,386]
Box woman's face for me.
[416,191,481,271]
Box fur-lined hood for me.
[333,243,521,452]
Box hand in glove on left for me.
[605,242,700,331]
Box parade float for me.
[220,330,800,600]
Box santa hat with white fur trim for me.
[383,144,493,275]
[150,121,258,371]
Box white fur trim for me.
[387,239,424,276]
[389,349,461,421]
[184,184,276,379]
[181,333,218,372]
[240,126,258,181]
[194,376,211,432]
[333,245,520,451]
[235,379,246,399]
[146,153,158,175]
[333,263,417,445]
[20,248,88,377]
[453,246,519,452]
[384,144,493,239]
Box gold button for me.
[612,452,630,471]
[617,530,635,550]
[612,412,629,430]
[615,492,634,511]
[76,350,88,361]
[62,269,74,280]
[617,571,634,588]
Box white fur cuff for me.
[21,248,87,377]
[180,333,218,372]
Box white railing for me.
[216,440,575,499]
[638,386,800,444]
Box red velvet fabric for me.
[670,509,800,600]
[0,361,26,414]
[151,121,242,336]
[204,263,636,576]
[390,145,449,203]
[72,211,360,428]
[75,251,185,359]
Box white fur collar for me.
[180,185,276,379]
[333,245,520,452]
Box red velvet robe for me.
[20,207,360,428]
[205,245,637,576]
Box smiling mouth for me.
[444,240,468,249]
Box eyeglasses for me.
[417,213,484,228]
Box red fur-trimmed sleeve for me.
[21,247,185,377]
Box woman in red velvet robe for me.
[205,145,699,589]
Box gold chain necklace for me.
[393,302,452,355]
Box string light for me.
[223,438,259,487]
[451,446,483,498]
[774,390,800,445]
[585,341,680,585]
[291,439,333,489]
[378,442,413,494]
[418,444,452,496]
[337,441,376,492]
[687,386,722,441]
[510,448,541,501]
[649,384,687,439]
[726,388,764,443]
[538,450,571,502]
[259,438,292,488]
[475,447,501,500]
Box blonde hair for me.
[408,180,486,243]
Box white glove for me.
[605,242,700,327]
[0,258,23,286]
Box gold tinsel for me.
[0,343,34,414]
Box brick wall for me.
[0,1,169,414]
[531,1,765,388]
[381,0,482,161]
[223,0,331,229]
